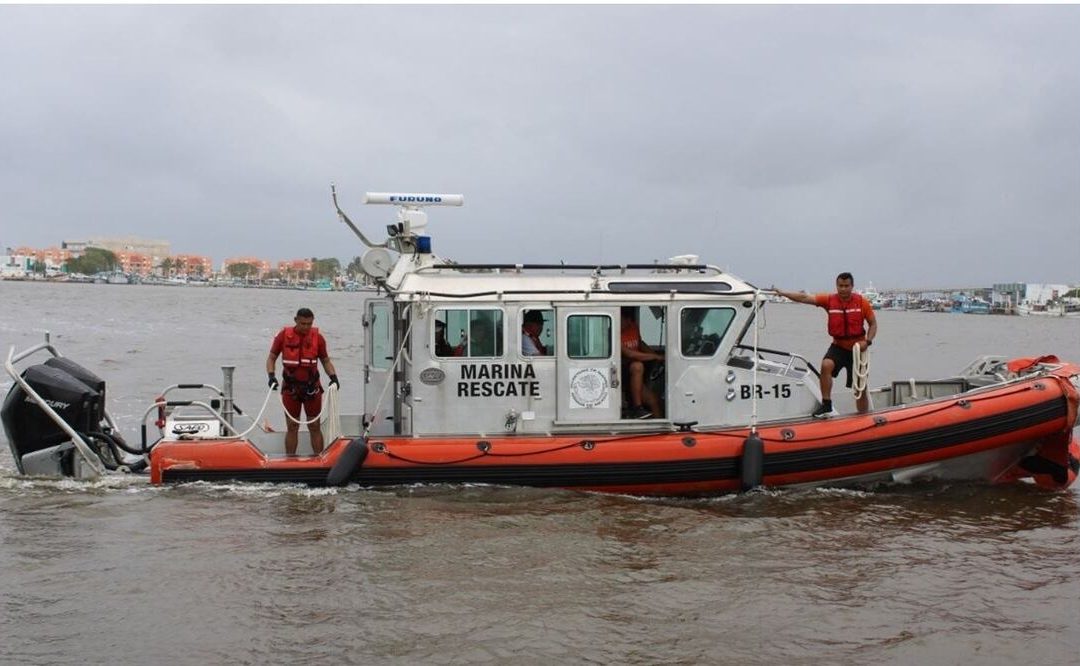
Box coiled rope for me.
[279,381,339,427]
[851,342,871,400]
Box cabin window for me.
[520,309,554,357]
[680,307,736,357]
[434,308,504,358]
[566,314,611,359]
[370,303,393,370]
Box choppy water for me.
[2,281,1079,665]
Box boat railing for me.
[3,333,107,476]
[730,344,817,379]
[420,263,727,276]
[139,386,243,449]
[140,380,264,450]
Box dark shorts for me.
[282,387,322,422]
[824,343,854,388]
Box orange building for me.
[15,246,72,272]
[171,254,213,277]
[113,251,152,277]
[223,256,271,278]
[277,259,313,278]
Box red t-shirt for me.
[621,321,642,355]
[813,293,875,350]
[270,328,327,382]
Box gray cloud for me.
[2,5,1077,288]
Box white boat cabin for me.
[341,192,822,437]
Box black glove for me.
[329,374,340,389]
[268,373,279,390]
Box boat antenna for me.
[331,183,389,249]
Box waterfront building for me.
[13,246,72,275]
[113,251,154,277]
[222,256,271,278]
[171,254,213,278]
[1,248,32,277]
[277,258,313,281]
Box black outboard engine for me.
[2,357,139,477]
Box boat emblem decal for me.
[569,367,609,409]
[419,367,445,385]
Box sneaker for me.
[811,404,838,419]
[627,406,652,420]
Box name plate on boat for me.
[419,367,446,385]
[456,364,541,398]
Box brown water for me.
[2,281,1079,665]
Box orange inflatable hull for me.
[151,368,1080,495]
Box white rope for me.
[280,381,337,426]
[852,342,871,400]
[323,385,341,442]
[229,386,278,439]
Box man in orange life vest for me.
[772,272,878,418]
[266,308,339,456]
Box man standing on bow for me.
[773,272,877,417]
[266,308,339,456]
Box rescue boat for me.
[4,191,1079,494]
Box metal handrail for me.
[140,399,242,452]
[731,344,819,378]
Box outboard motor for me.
[2,357,139,477]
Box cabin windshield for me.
[680,307,737,357]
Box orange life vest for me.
[826,294,867,340]
[281,326,321,383]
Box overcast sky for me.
[1,5,1077,289]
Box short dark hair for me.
[296,307,314,319]
[836,272,854,284]
[524,310,545,325]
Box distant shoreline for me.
[0,275,363,292]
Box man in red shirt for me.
[620,307,664,419]
[773,272,878,417]
[266,308,339,456]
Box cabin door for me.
[362,299,395,435]
[556,306,621,423]
[665,304,739,425]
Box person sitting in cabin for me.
[521,310,551,356]
[434,320,464,357]
[772,272,878,418]
[266,307,339,456]
[468,318,498,357]
[620,307,664,419]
